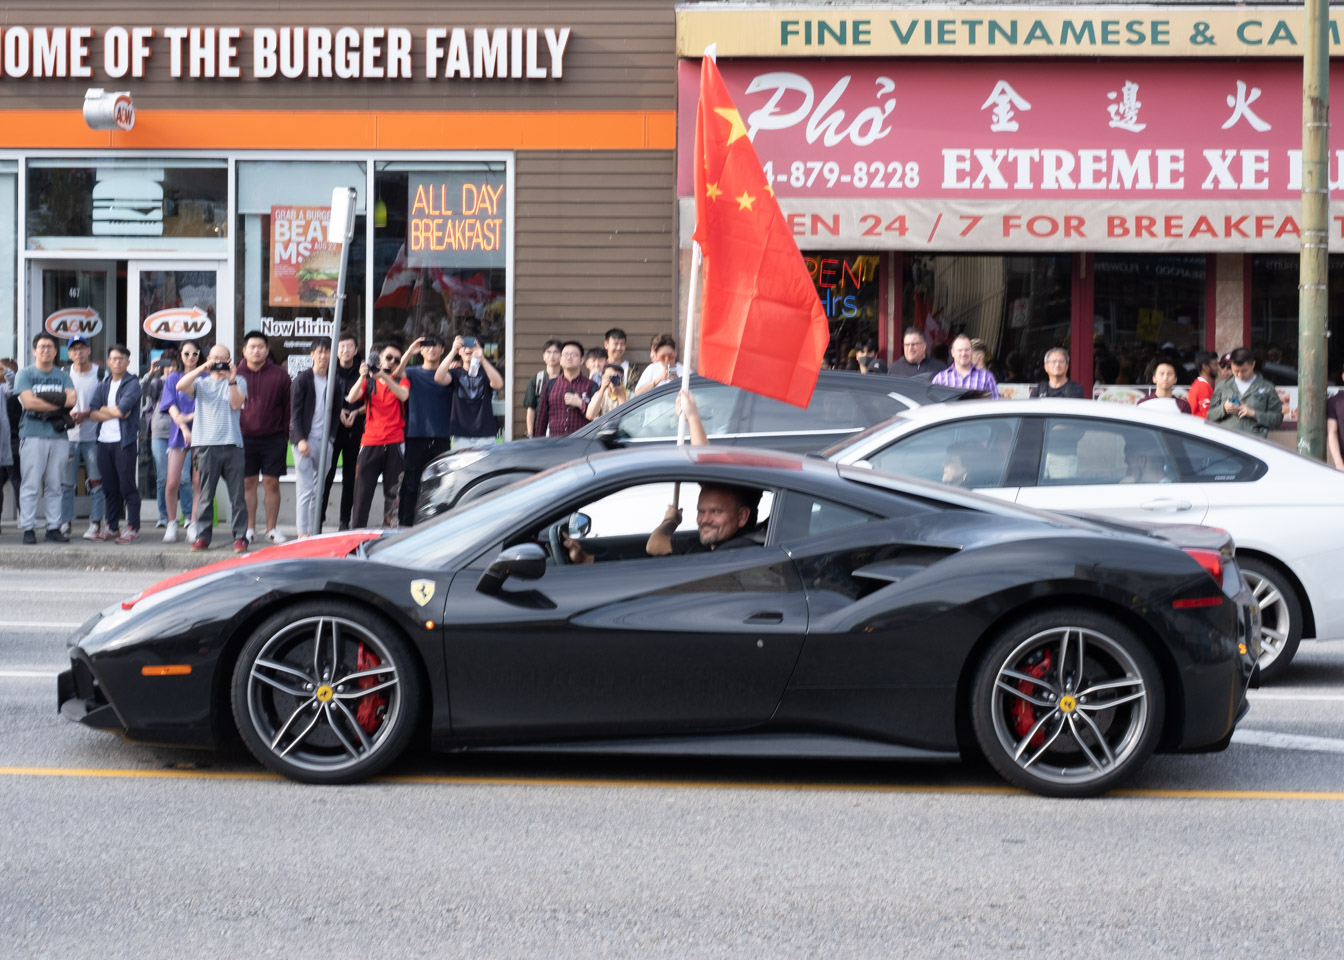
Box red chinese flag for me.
[692,56,829,408]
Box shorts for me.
[244,432,288,478]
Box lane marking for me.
[0,669,60,679]
[1,585,132,594]
[3,621,81,630]
[1232,729,1344,755]
[1,764,1344,800]
[1248,692,1344,703]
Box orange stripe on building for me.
[0,109,676,151]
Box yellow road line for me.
[3,764,1344,799]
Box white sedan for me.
[827,398,1344,680]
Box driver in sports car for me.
[562,483,760,563]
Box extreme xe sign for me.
[676,58,1344,253]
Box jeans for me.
[352,443,404,529]
[19,436,68,532]
[195,445,247,546]
[152,437,191,520]
[60,438,104,526]
[97,441,141,532]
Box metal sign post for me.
[311,186,358,536]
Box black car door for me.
[441,486,808,741]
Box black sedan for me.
[59,447,1257,797]
[415,371,972,521]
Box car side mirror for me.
[476,543,548,595]
[595,423,621,448]
[567,512,592,539]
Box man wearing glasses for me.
[890,330,946,378]
[1029,347,1085,398]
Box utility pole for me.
[1298,0,1330,459]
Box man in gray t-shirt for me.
[177,344,249,552]
[14,332,76,543]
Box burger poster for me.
[268,205,340,308]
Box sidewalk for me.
[0,524,320,572]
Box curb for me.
[0,545,227,573]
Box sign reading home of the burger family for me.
[269,206,339,308]
[0,26,569,80]
[677,6,1344,58]
[407,171,507,270]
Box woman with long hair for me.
[161,341,202,542]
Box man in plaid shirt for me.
[933,334,1000,398]
[533,341,596,437]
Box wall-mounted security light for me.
[83,89,135,132]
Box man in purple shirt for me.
[533,341,595,437]
[237,330,292,544]
[933,334,999,398]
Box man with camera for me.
[585,364,628,421]
[435,335,503,452]
[177,344,248,552]
[14,332,77,543]
[393,335,453,528]
[347,342,409,528]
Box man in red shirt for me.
[533,341,595,437]
[1186,350,1221,419]
[237,330,292,543]
[347,342,409,528]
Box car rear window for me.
[743,386,906,435]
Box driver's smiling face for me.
[696,489,749,546]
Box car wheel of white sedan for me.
[231,601,422,784]
[972,609,1165,798]
[1239,558,1303,683]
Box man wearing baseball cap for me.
[60,336,108,540]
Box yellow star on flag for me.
[714,107,749,146]
[705,181,724,201]
[736,191,756,211]
[764,181,775,198]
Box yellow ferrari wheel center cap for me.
[1059,695,1077,713]
[315,685,334,703]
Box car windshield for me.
[367,461,595,569]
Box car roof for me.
[847,397,1316,463]
[586,442,841,480]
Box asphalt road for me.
[4,568,1344,958]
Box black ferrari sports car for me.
[59,446,1258,797]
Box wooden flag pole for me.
[674,241,702,511]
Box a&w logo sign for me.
[143,306,212,341]
[45,308,103,339]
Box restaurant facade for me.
[676,3,1344,417]
[0,0,677,438]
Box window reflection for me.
[1092,255,1206,387]
[1249,255,1344,385]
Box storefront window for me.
[803,251,879,368]
[902,254,1070,385]
[372,160,508,424]
[1092,255,1206,387]
[27,158,227,254]
[235,161,366,376]
[1249,255,1344,385]
[0,160,14,359]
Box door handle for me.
[1140,498,1193,511]
[744,610,784,624]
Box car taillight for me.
[1183,548,1223,584]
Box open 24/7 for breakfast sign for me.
[269,205,340,307]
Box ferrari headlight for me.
[424,450,488,481]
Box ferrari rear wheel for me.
[231,601,422,784]
[971,610,1164,798]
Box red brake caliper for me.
[1011,649,1053,746]
[355,642,388,734]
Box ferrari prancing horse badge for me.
[410,580,436,607]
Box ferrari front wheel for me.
[971,609,1164,798]
[231,600,422,784]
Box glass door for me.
[29,261,116,364]
[131,261,228,373]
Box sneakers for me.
[163,523,178,543]
[44,528,70,543]
[83,521,102,541]
[59,522,71,537]
[265,528,289,544]
[22,529,36,545]
[187,522,199,542]
[245,528,255,544]
[155,517,167,529]
[114,528,140,545]
[191,537,209,551]
[233,538,248,554]
[92,527,118,542]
